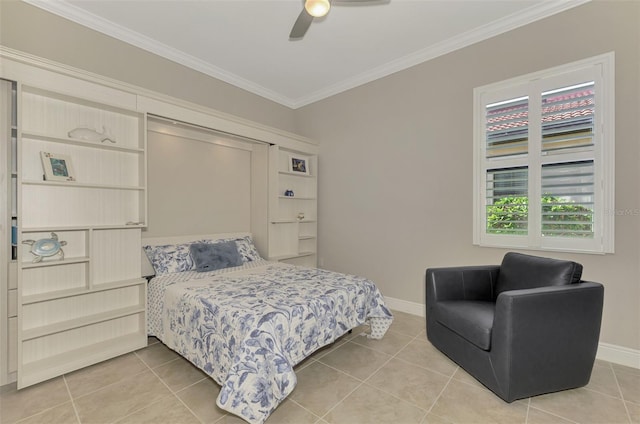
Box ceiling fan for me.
[289,0,389,39]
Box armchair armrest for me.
[491,282,604,399]
[426,265,500,304]
[493,281,604,338]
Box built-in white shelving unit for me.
[1,78,18,385]
[15,84,148,388]
[268,146,317,267]
[1,48,319,387]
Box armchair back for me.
[496,252,583,297]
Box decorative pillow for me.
[143,243,194,275]
[199,236,262,263]
[189,241,243,272]
[234,236,262,262]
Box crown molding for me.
[21,0,297,108]
[291,0,591,108]
[22,0,590,109]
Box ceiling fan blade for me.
[289,9,314,39]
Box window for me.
[473,53,614,253]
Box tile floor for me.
[1,311,638,424]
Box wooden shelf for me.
[278,171,316,178]
[269,251,316,261]
[22,278,145,305]
[278,196,316,200]
[21,306,145,341]
[271,219,317,224]
[22,224,146,232]
[21,256,89,269]
[22,180,145,191]
[21,131,144,153]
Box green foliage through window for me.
[487,196,593,237]
[486,196,529,235]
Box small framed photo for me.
[288,154,310,175]
[40,152,76,182]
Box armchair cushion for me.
[496,252,583,296]
[434,301,495,350]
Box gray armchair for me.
[425,252,604,402]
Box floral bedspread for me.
[153,262,393,424]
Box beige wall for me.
[295,1,640,350]
[145,121,254,238]
[1,0,638,351]
[0,0,297,133]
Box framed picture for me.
[288,154,310,175]
[40,152,76,182]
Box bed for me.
[142,233,393,424]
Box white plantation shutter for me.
[486,97,529,158]
[541,82,595,153]
[474,53,614,253]
[485,167,528,235]
[541,161,594,238]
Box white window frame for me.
[473,52,615,254]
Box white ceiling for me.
[25,0,588,109]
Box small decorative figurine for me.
[297,212,305,221]
[22,232,67,263]
[284,190,295,197]
[68,125,116,143]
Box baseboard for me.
[384,296,640,370]
[596,342,640,369]
[384,296,425,317]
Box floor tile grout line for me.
[169,376,212,424]
[314,342,376,384]
[143,355,210,423]
[173,375,209,394]
[321,346,443,424]
[359,379,432,418]
[109,359,205,424]
[109,350,207,424]
[313,336,409,423]
[390,332,461,381]
[66,358,153,401]
[134,349,181,371]
[9,379,79,424]
[62,375,82,424]
[424,365,456,416]
[527,405,581,424]
[390,353,457,381]
[348,330,416,356]
[573,360,639,403]
[285,397,324,423]
[610,361,634,424]
[582,384,628,400]
[360,333,448,419]
[6,351,167,424]
[110,393,200,424]
[317,379,365,423]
